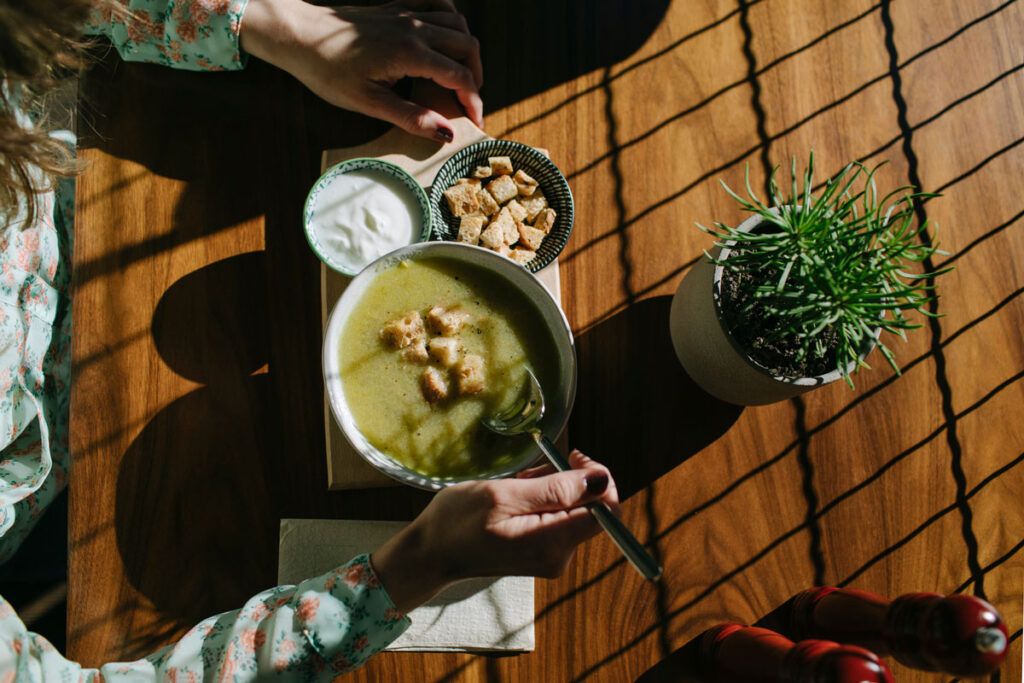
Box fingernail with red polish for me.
[435,126,454,142]
[585,474,609,495]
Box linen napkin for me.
[278,519,535,652]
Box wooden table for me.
[69,1,1022,680]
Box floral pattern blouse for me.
[0,1,411,680]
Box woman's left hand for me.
[240,0,483,142]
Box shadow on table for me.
[570,296,742,499]
[635,635,704,683]
[113,253,280,651]
[462,0,670,114]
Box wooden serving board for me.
[320,117,564,490]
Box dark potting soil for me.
[718,267,841,379]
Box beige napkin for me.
[278,519,535,652]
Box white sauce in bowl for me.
[308,169,423,274]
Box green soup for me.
[339,256,559,478]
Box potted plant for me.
[670,154,949,405]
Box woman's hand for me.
[240,0,483,142]
[371,450,619,613]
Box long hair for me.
[0,0,98,226]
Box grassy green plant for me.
[700,153,951,386]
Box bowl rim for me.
[322,240,577,491]
[303,157,433,277]
[427,139,575,273]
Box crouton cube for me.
[509,248,537,266]
[426,306,471,336]
[455,177,481,187]
[488,156,514,175]
[420,366,449,403]
[496,244,513,258]
[533,207,556,234]
[513,169,539,197]
[490,208,519,246]
[428,336,462,367]
[519,190,548,221]
[506,199,528,223]
[479,222,506,250]
[472,165,493,179]
[401,339,429,364]
[443,183,480,217]
[455,355,486,395]
[503,221,520,245]
[379,311,425,349]
[458,215,486,245]
[486,174,517,204]
[517,223,546,251]
[478,187,500,216]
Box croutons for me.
[533,207,556,234]
[492,207,519,246]
[420,366,449,403]
[478,188,500,216]
[513,169,539,197]
[519,190,548,221]
[443,183,480,217]
[426,306,471,336]
[381,301,494,403]
[458,215,486,245]
[486,174,518,205]
[444,155,559,259]
[401,339,429,364]
[488,156,514,175]
[506,199,528,223]
[380,311,425,349]
[509,248,537,266]
[428,336,462,367]
[454,354,486,395]
[517,223,546,251]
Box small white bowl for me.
[303,158,432,277]
[323,241,577,491]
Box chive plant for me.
[700,154,950,386]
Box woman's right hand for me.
[371,450,619,613]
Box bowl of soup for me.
[323,241,576,490]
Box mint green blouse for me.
[0,2,410,679]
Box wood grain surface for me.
[69,1,1022,680]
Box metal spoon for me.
[482,369,663,582]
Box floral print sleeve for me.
[0,554,411,681]
[84,0,250,71]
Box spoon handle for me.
[532,433,663,582]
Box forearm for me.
[371,521,450,614]
[238,0,314,72]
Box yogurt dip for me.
[306,166,426,274]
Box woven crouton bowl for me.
[429,139,574,273]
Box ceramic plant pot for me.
[669,212,876,406]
